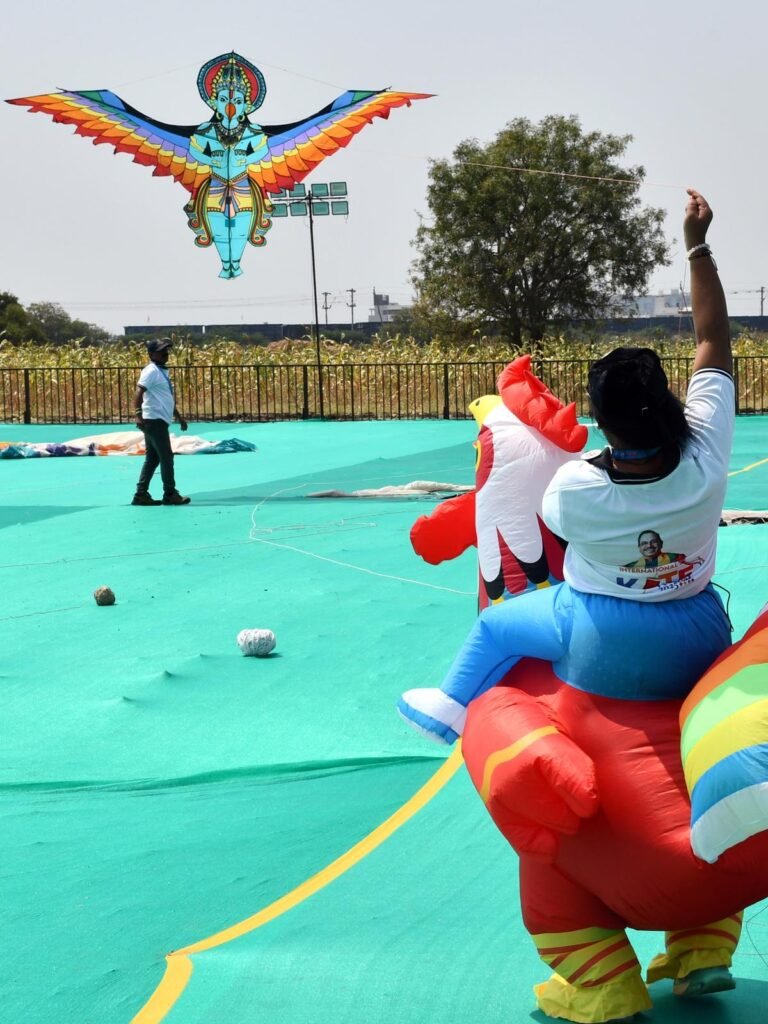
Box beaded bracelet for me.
[686,243,711,259]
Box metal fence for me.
[1,357,766,424]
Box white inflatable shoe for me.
[397,688,467,744]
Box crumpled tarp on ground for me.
[0,430,257,458]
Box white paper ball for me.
[237,628,276,657]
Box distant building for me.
[124,321,383,341]
[368,288,410,323]
[623,290,691,317]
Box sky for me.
[1,0,766,335]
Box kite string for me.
[248,482,379,538]
[246,472,471,538]
[744,902,768,971]
[454,159,684,191]
[106,61,685,193]
[677,252,694,333]
[105,48,691,194]
[113,57,348,95]
[345,146,686,192]
[247,480,474,595]
[248,533,474,596]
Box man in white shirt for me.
[132,338,191,506]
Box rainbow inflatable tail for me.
[681,606,768,863]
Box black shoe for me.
[162,492,191,505]
[132,493,162,506]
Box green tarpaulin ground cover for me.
[1,418,766,1023]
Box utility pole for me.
[306,196,324,419]
[269,180,350,417]
[761,286,765,317]
[347,288,356,327]
[322,292,332,325]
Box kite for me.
[8,52,431,278]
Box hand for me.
[462,686,599,862]
[684,187,713,249]
[179,417,188,432]
[135,416,146,432]
[480,730,598,859]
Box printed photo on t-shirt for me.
[616,530,703,593]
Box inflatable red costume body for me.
[462,619,768,1022]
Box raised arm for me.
[685,188,732,375]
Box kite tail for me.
[184,179,213,248]
[247,180,272,247]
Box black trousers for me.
[136,419,177,497]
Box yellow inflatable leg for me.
[646,912,742,990]
[533,926,653,1022]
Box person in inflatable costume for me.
[400,188,732,743]
[399,191,768,1021]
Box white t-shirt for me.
[541,368,735,601]
[138,362,175,424]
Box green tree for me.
[26,302,73,345]
[0,292,46,343]
[411,116,670,346]
[27,301,111,346]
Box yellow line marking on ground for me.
[130,748,464,1024]
[131,955,193,1024]
[728,457,768,478]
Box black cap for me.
[147,338,172,354]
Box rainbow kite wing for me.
[253,89,432,194]
[7,90,211,194]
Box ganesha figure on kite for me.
[8,52,429,278]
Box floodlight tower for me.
[271,182,350,418]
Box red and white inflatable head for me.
[471,356,587,606]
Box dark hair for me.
[587,347,692,451]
